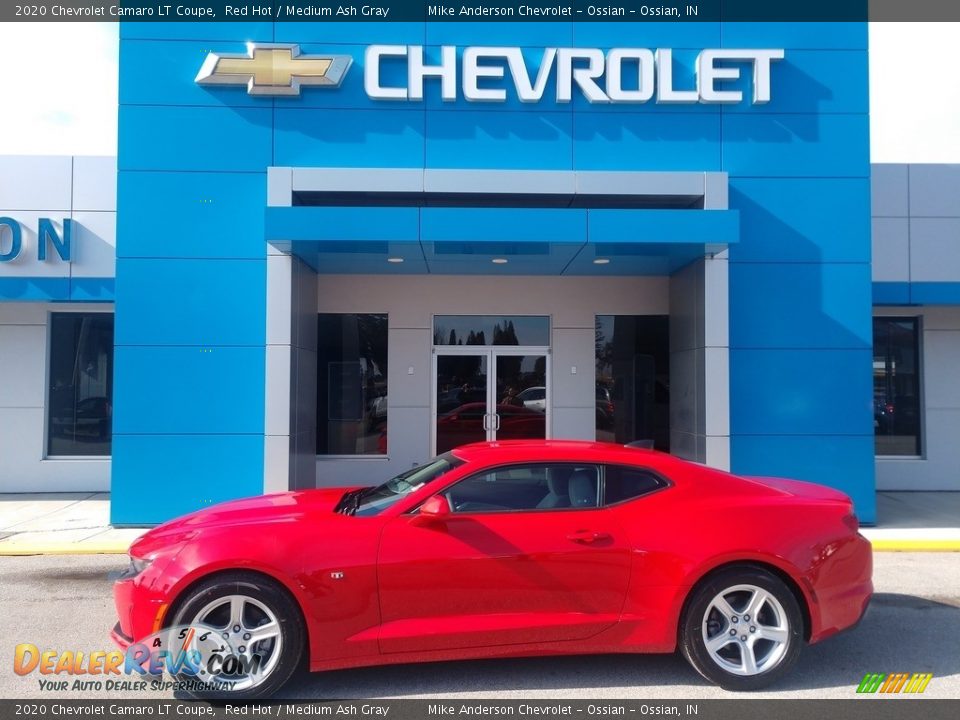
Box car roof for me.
[450,439,665,466]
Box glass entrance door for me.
[434,350,548,455]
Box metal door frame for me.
[431,346,551,456]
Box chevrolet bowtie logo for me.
[195,43,351,96]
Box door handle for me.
[566,530,610,544]
[493,413,501,431]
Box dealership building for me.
[1,20,958,525]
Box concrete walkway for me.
[0,490,957,555]
[865,491,960,550]
[0,493,144,555]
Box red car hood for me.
[129,488,352,557]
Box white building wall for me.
[0,303,112,492]
[872,164,960,491]
[0,156,116,493]
[873,306,960,491]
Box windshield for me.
[348,453,464,517]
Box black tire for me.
[167,572,305,700]
[679,565,804,691]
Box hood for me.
[129,487,351,558]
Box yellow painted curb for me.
[0,544,130,556]
[870,540,960,552]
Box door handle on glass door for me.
[566,530,609,543]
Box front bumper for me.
[110,622,134,650]
[113,573,171,647]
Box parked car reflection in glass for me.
[436,402,546,454]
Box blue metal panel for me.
[573,113,721,171]
[423,243,581,275]
[110,433,265,526]
[0,278,69,301]
[69,278,115,302]
[267,207,738,274]
[909,282,960,305]
[295,44,391,111]
[426,21,573,47]
[730,178,870,263]
[567,48,708,117]
[422,47,577,114]
[120,20,273,42]
[571,20,721,47]
[422,208,587,243]
[115,258,265,347]
[721,113,870,178]
[276,21,425,45]
[730,348,874,436]
[730,263,872,349]
[266,207,420,242]
[119,105,273,172]
[113,346,265,435]
[118,171,266,259]
[121,39,269,109]
[293,241,429,274]
[588,209,739,244]
[872,282,912,305]
[720,50,869,115]
[731,434,876,524]
[426,111,573,170]
[274,108,425,168]
[719,22,868,50]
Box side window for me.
[445,464,601,513]
[604,465,667,505]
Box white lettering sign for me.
[364,45,785,104]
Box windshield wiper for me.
[346,489,365,516]
[335,487,370,516]
[334,488,361,514]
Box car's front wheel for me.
[680,566,804,691]
[167,572,305,699]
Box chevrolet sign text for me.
[364,46,785,104]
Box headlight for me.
[121,555,154,579]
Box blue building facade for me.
[103,20,875,524]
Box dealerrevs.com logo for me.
[13,625,259,693]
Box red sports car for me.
[112,440,872,698]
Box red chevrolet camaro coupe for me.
[112,441,872,698]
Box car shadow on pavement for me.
[278,593,959,698]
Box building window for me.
[317,314,388,455]
[433,316,550,346]
[595,316,670,451]
[47,313,114,456]
[874,317,922,456]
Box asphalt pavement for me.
[1,552,957,700]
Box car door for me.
[376,462,632,654]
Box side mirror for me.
[418,494,452,521]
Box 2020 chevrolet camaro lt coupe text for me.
[111,441,872,698]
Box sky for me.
[0,22,957,162]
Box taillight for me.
[842,512,860,532]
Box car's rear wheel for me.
[680,566,803,691]
[167,572,304,699]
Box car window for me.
[444,463,601,513]
[604,465,667,505]
[349,453,464,516]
